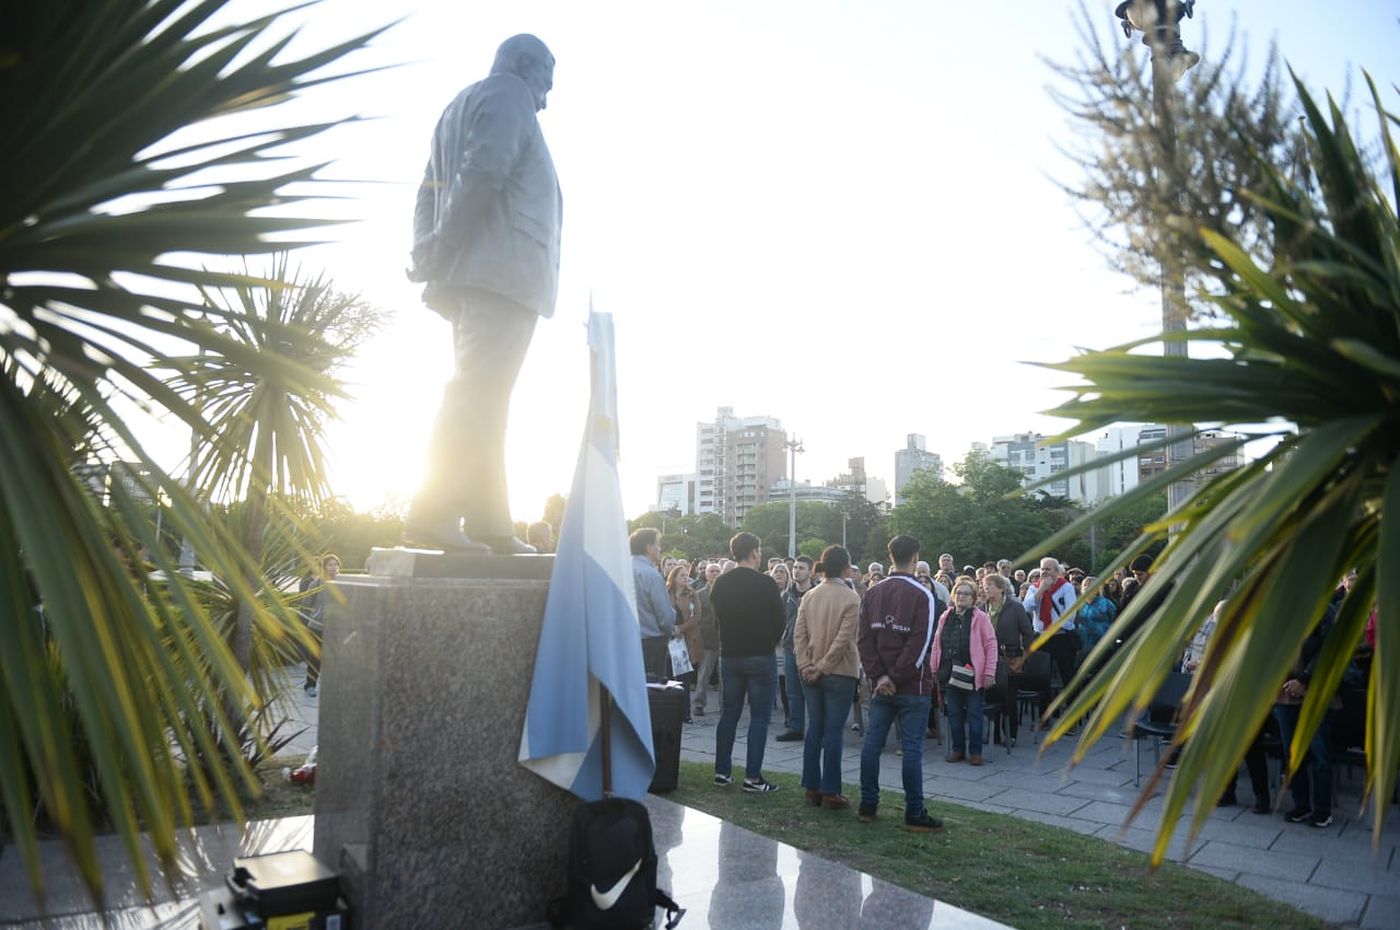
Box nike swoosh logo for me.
[590,858,642,912]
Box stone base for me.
[366,546,554,580]
[313,573,575,929]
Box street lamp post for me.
[1115,0,1200,515]
[784,437,804,558]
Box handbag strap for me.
[658,889,686,929]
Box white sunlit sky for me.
[189,0,1400,522]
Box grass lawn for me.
[669,761,1324,930]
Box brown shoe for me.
[804,788,823,807]
[821,794,851,811]
[969,754,983,766]
[945,751,965,763]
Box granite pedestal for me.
[314,554,573,929]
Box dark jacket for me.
[710,567,785,658]
[856,573,935,696]
[780,582,813,650]
[413,71,562,318]
[1114,576,1173,650]
[992,598,1035,657]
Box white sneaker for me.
[742,776,780,794]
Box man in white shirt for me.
[1022,557,1080,700]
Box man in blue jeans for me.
[856,534,942,832]
[775,555,815,741]
[710,532,787,793]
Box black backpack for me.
[552,797,684,930]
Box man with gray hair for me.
[405,34,561,554]
[1022,556,1079,700]
[629,528,674,681]
[918,559,950,603]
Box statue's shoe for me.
[402,521,490,553]
[479,536,538,555]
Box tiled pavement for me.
[679,687,1400,929]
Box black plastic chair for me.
[983,684,1011,755]
[1129,672,1192,785]
[1013,651,1053,745]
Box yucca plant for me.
[180,512,315,781]
[171,254,383,670]
[1024,74,1399,863]
[0,0,385,906]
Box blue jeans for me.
[944,686,986,756]
[859,693,931,816]
[800,673,857,795]
[1274,704,1333,817]
[715,655,776,780]
[783,647,806,732]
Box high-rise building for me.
[827,457,890,506]
[989,432,1101,504]
[1194,430,1242,478]
[655,473,697,515]
[1138,428,1242,485]
[108,461,157,505]
[1093,425,1244,500]
[1137,425,1169,482]
[1095,426,1145,498]
[894,434,943,505]
[769,456,890,513]
[694,407,787,526]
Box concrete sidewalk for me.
[679,687,1400,929]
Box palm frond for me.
[0,0,386,906]
[1031,73,1400,860]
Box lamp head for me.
[1114,0,1200,82]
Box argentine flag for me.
[518,310,655,800]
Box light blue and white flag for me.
[518,310,655,800]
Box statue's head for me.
[491,34,554,112]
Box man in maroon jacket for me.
[856,535,942,832]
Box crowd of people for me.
[628,527,1378,834]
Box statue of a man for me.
[405,35,560,554]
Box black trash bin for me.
[648,683,687,794]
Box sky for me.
[208,0,1399,520]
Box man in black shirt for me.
[710,532,786,793]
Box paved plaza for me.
[2,672,1396,928]
[678,684,1400,929]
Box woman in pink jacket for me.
[931,577,999,765]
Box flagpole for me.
[599,679,614,798]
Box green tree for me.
[302,498,405,571]
[1089,490,1169,571]
[626,511,734,563]
[0,0,383,902]
[890,457,1080,569]
[738,500,842,560]
[678,513,738,561]
[1028,76,1400,857]
[836,490,889,564]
